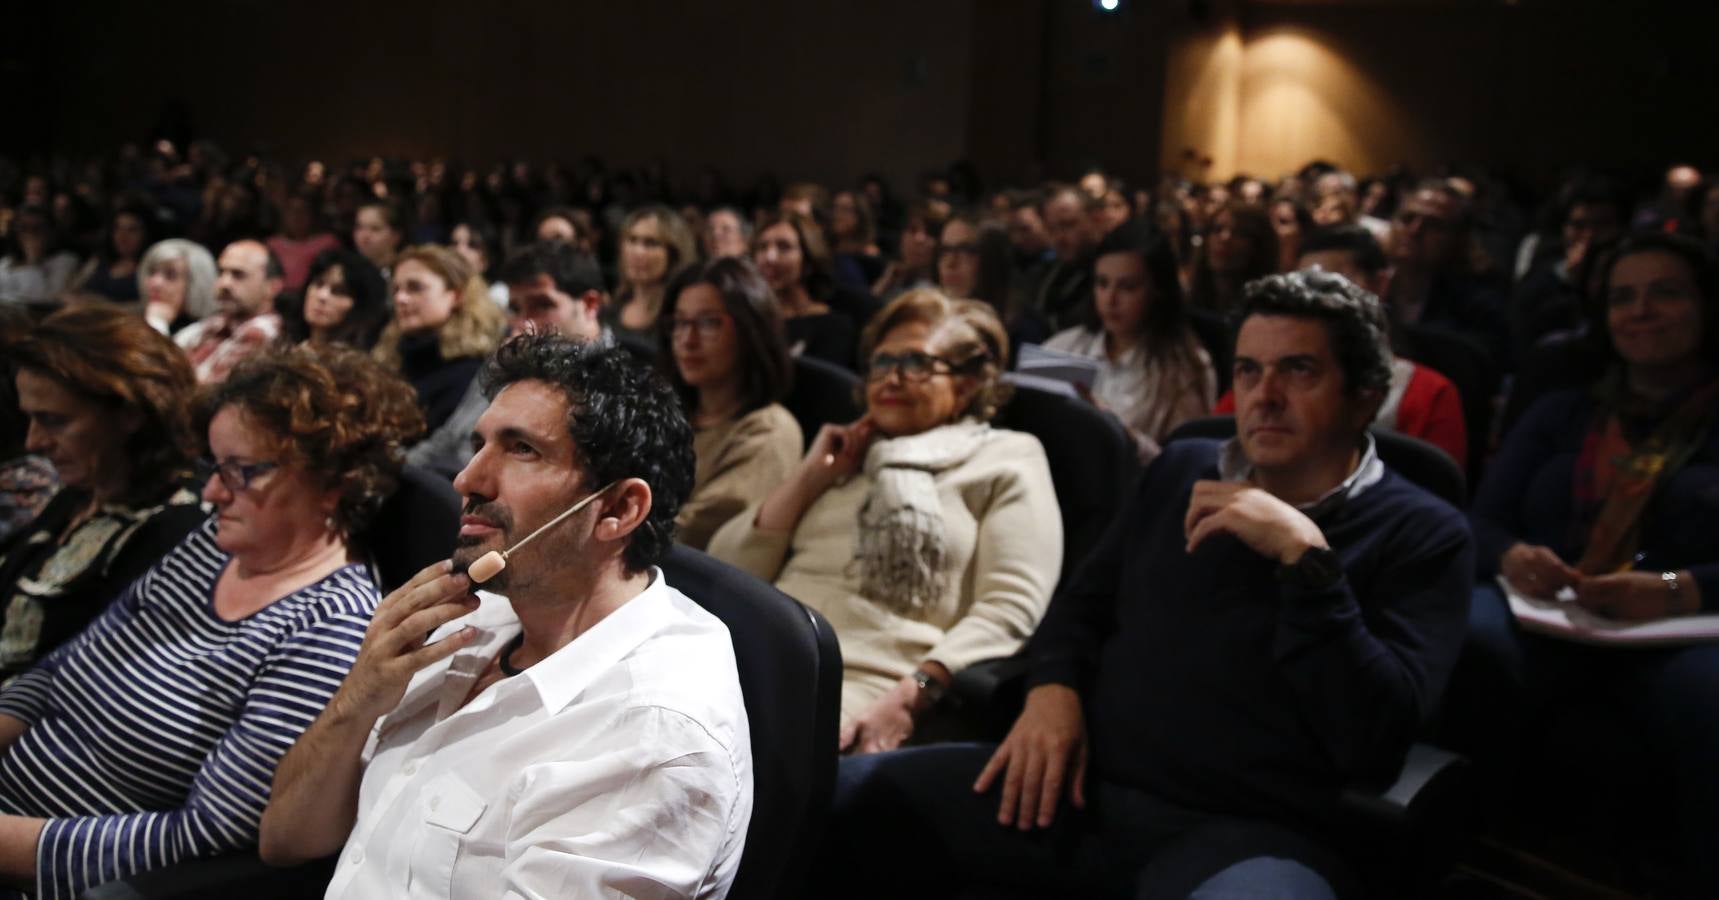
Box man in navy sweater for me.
[826,270,1473,899]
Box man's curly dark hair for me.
[194,344,426,536]
[1232,269,1393,399]
[479,335,694,573]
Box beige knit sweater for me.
[707,428,1063,720]
[677,403,803,551]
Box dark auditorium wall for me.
[22,0,978,191]
[964,0,1176,189]
[12,0,1718,189]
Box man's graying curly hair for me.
[479,335,695,573]
[1232,269,1393,399]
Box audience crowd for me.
[0,142,1715,898]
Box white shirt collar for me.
[1218,432,1384,516]
[392,567,677,723]
[489,567,675,715]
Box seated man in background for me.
[261,337,752,899]
[1215,225,1469,469]
[1381,180,1509,365]
[173,239,284,383]
[825,270,1473,899]
[1027,185,1100,333]
[406,241,609,480]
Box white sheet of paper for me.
[1016,343,1103,391]
[1002,371,1081,399]
[1501,576,1719,646]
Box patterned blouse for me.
[0,487,204,680]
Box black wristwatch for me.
[912,668,948,712]
[1279,545,1343,591]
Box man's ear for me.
[578,290,604,316]
[1351,386,1386,433]
[592,478,653,544]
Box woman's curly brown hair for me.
[8,305,197,501]
[193,344,426,537]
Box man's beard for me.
[452,499,514,587]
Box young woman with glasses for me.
[657,257,801,550]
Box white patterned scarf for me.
[855,419,996,616]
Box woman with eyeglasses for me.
[936,213,1046,358]
[1,307,205,680]
[658,257,802,550]
[1044,224,1216,462]
[710,288,1061,755]
[0,345,423,897]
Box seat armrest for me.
[80,852,338,900]
[947,655,1028,711]
[1339,743,1471,829]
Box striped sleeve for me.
[0,668,53,726]
[32,605,372,899]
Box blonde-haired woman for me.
[608,205,699,345]
[709,287,1063,755]
[372,245,506,432]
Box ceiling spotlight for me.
[1097,0,1121,11]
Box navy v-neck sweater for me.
[1026,439,1473,829]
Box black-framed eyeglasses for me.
[668,313,729,339]
[864,350,973,383]
[195,457,280,492]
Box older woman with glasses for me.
[659,257,802,550]
[0,345,423,898]
[710,288,1062,754]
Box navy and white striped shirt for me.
[0,518,376,898]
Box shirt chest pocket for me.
[408,773,489,900]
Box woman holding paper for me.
[1455,232,1719,896]
[708,289,1061,755]
[1043,224,1215,462]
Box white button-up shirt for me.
[325,570,752,900]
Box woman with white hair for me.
[138,239,218,335]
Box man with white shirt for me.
[259,335,752,899]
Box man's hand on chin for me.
[1183,480,1329,564]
